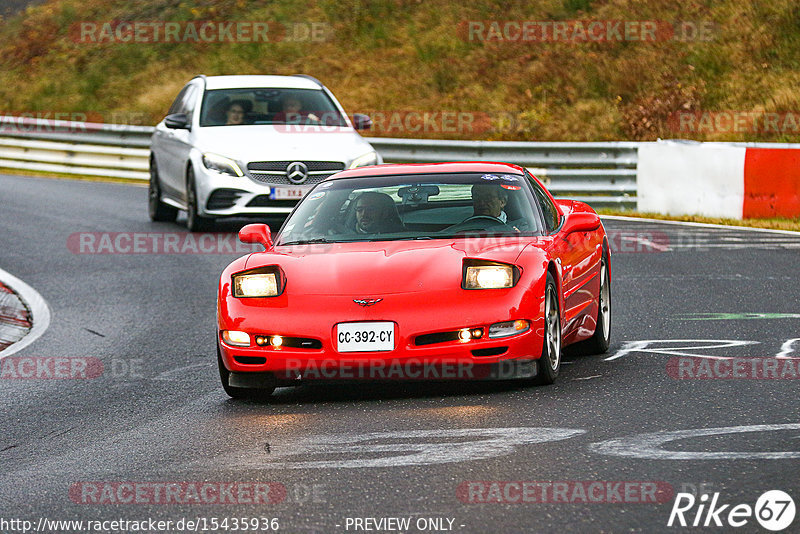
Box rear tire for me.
[533,273,561,385]
[148,158,178,222]
[186,167,213,232]
[217,346,275,399]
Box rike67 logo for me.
[668,490,795,531]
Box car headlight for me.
[348,151,378,169]
[463,261,519,290]
[222,330,251,347]
[202,152,244,177]
[232,267,284,298]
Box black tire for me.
[186,167,213,232]
[217,346,275,399]
[533,273,561,385]
[569,252,611,356]
[148,157,178,222]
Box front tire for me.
[186,167,213,232]
[148,158,178,222]
[534,273,561,385]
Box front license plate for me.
[336,322,395,352]
[271,186,311,200]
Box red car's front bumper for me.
[217,291,546,382]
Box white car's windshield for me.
[199,88,348,127]
[277,173,543,245]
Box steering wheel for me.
[444,215,510,234]
[461,215,505,224]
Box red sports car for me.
[217,162,611,398]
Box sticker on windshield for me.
[480,174,519,182]
[501,184,521,190]
[307,192,326,201]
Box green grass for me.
[1,0,800,142]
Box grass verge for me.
[598,209,800,232]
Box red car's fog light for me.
[458,328,485,342]
[222,330,251,347]
[488,320,530,339]
[254,335,283,347]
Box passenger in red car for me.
[354,192,404,233]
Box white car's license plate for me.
[271,186,311,200]
[336,322,395,352]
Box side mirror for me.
[239,224,273,250]
[562,211,601,234]
[164,113,190,129]
[352,113,372,130]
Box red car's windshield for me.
[277,173,543,245]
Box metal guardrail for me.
[0,116,638,207]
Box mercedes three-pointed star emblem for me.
[286,161,309,184]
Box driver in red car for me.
[471,183,509,222]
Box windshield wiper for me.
[279,238,331,245]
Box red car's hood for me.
[246,238,537,296]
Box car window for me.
[167,85,191,115]
[277,173,543,245]
[181,84,199,121]
[528,173,560,234]
[198,88,347,127]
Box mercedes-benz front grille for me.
[246,161,345,185]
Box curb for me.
[0,268,51,358]
[0,281,31,352]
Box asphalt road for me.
[1,173,799,534]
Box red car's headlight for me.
[232,266,284,298]
[462,260,520,290]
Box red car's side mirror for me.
[562,211,601,234]
[239,224,273,250]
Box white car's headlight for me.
[202,152,244,177]
[463,262,518,290]
[232,268,283,297]
[348,151,379,169]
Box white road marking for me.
[620,235,670,251]
[154,362,213,381]
[215,427,585,469]
[777,338,800,359]
[604,339,758,362]
[0,267,51,359]
[590,423,800,460]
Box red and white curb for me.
[0,268,51,358]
